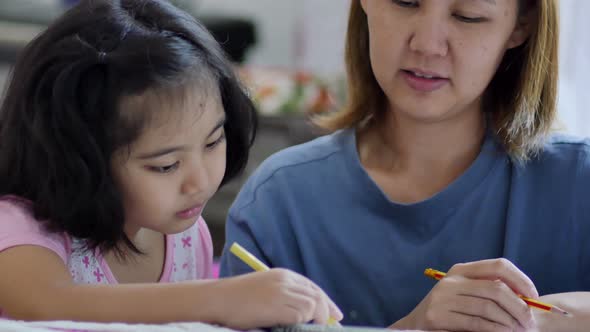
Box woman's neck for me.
[358,107,486,203]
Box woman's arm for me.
[532,292,590,332]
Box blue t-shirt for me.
[220,129,590,327]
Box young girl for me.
[221,0,590,331]
[0,0,342,328]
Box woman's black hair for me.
[0,0,257,254]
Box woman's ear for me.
[506,8,534,49]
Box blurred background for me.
[0,0,588,257]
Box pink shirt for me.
[0,197,214,317]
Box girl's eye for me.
[392,0,419,8]
[206,132,226,150]
[150,161,180,174]
[454,14,486,23]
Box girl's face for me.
[360,0,530,123]
[111,84,227,236]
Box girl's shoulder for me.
[0,196,71,264]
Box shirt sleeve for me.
[0,199,69,264]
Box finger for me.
[451,294,521,329]
[305,278,344,321]
[282,291,316,324]
[448,258,538,298]
[290,273,345,324]
[289,278,329,324]
[311,289,330,325]
[277,304,307,326]
[439,311,514,332]
[310,287,343,322]
[285,281,318,300]
[327,298,344,322]
[462,279,534,329]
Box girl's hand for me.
[212,268,343,330]
[391,258,538,332]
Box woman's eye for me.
[454,14,486,23]
[206,132,226,150]
[392,0,419,8]
[150,161,180,174]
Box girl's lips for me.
[176,204,204,219]
[402,70,449,93]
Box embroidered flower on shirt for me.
[82,256,90,268]
[93,268,104,282]
[182,236,192,248]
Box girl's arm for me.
[0,246,342,329]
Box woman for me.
[221,0,590,331]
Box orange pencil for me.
[424,268,569,316]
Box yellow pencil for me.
[229,242,339,325]
[230,242,270,272]
[424,268,569,316]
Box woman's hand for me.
[212,268,343,330]
[390,258,538,332]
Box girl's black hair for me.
[0,0,257,254]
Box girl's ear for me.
[506,8,534,49]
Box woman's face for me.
[361,0,530,123]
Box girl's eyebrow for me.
[207,115,226,138]
[136,115,226,160]
[137,145,189,160]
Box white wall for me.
[299,0,349,75]
[195,0,349,75]
[195,0,299,68]
[5,1,586,134]
[194,1,590,135]
[557,0,590,136]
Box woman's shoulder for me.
[517,134,590,183]
[547,134,590,180]
[249,130,353,183]
[544,133,590,152]
[230,130,354,210]
[534,134,590,166]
